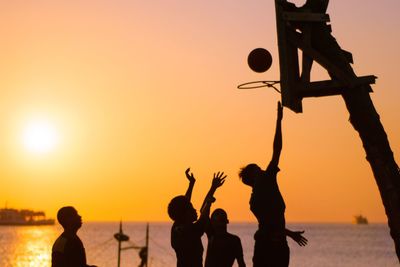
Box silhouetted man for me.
[168,168,226,267]
[205,208,246,267]
[52,206,97,267]
[239,102,307,267]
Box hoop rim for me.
[237,80,280,90]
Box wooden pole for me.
[342,84,400,261]
[117,221,122,267]
[145,223,149,267]
[308,18,400,261]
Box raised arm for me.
[184,168,196,200]
[270,102,283,167]
[199,172,226,219]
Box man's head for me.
[57,206,82,231]
[239,163,262,187]
[168,195,197,223]
[211,208,229,227]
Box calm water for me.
[0,222,398,267]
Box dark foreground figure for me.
[239,102,307,267]
[52,206,97,267]
[205,208,246,267]
[168,168,226,267]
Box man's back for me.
[205,232,244,267]
[171,221,205,267]
[52,233,87,267]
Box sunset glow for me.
[22,119,59,155]
[0,1,398,223]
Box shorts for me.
[253,237,289,267]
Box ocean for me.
[0,222,398,267]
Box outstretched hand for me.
[211,171,226,189]
[289,230,308,246]
[277,101,283,121]
[185,168,196,183]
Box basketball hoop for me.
[237,80,281,93]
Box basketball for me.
[247,48,273,73]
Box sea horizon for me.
[1,222,397,267]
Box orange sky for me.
[0,0,399,223]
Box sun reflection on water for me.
[0,226,59,267]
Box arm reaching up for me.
[270,102,283,167]
[184,168,196,200]
[199,172,226,218]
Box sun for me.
[22,119,59,154]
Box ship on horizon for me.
[0,208,54,226]
[353,214,369,225]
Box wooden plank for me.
[297,75,376,98]
[283,11,330,22]
[341,49,354,64]
[275,0,303,113]
[301,25,313,83]
[351,75,376,86]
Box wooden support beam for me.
[275,0,371,110]
[300,25,313,83]
[282,11,330,22]
[276,1,303,113]
[287,29,356,87]
[297,75,376,98]
[341,49,354,64]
